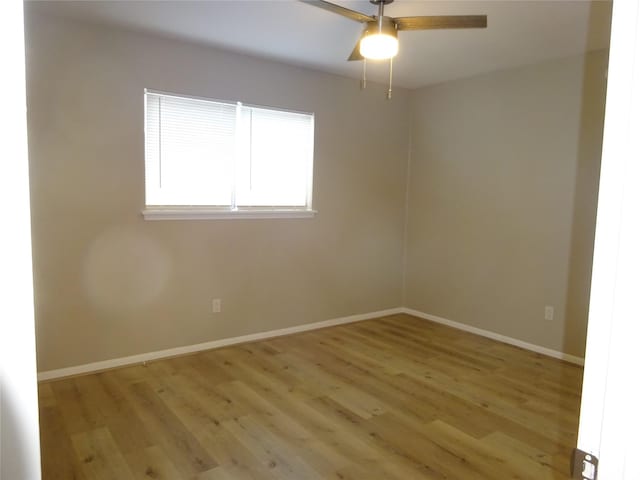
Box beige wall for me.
[25,13,411,372]
[25,9,607,372]
[405,51,607,357]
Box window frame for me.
[142,89,316,220]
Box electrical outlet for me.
[212,299,221,313]
[544,305,554,321]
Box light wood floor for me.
[38,314,582,479]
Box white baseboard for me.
[401,307,585,366]
[37,307,404,381]
[38,306,584,381]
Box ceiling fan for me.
[301,0,487,97]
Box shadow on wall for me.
[0,377,39,479]
[563,1,612,358]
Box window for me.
[143,90,315,219]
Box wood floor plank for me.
[367,411,490,480]
[71,427,136,480]
[75,373,155,455]
[123,445,183,480]
[39,314,582,479]
[482,431,571,479]
[50,378,105,435]
[196,428,279,480]
[39,405,88,480]
[194,466,236,480]
[307,395,443,479]
[420,420,544,480]
[124,380,218,476]
[38,382,57,408]
[222,414,323,480]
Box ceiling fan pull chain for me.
[387,56,393,99]
[361,58,367,90]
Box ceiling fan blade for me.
[300,0,375,23]
[394,15,487,31]
[347,40,364,61]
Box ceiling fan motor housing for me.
[363,16,397,39]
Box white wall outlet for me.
[544,305,554,321]
[212,299,221,313]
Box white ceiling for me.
[27,0,612,89]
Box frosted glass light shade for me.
[360,33,399,60]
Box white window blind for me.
[144,90,314,214]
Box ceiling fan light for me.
[360,33,398,60]
[359,17,398,60]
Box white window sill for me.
[142,207,317,221]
